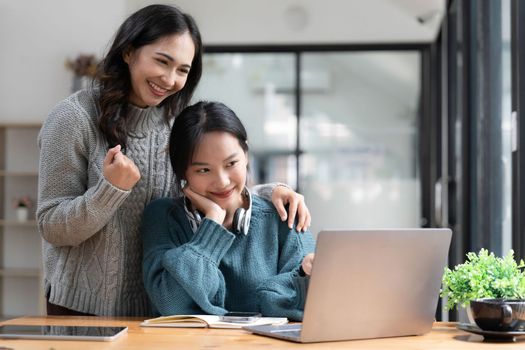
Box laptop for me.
[244,228,452,343]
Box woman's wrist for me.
[205,209,226,225]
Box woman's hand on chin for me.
[183,186,226,225]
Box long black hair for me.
[169,101,249,195]
[96,4,203,151]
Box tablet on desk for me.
[0,325,128,341]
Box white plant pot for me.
[16,207,29,222]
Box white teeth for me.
[148,81,168,93]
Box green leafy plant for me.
[440,249,525,310]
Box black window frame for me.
[512,0,525,259]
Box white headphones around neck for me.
[183,189,252,235]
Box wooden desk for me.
[1,317,524,349]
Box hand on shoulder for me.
[271,185,311,232]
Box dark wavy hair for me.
[95,4,203,151]
[169,101,249,195]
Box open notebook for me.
[141,314,288,329]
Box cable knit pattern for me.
[142,195,316,321]
[37,88,175,316]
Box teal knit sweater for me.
[141,194,315,321]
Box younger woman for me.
[142,102,315,320]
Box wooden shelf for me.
[0,122,41,128]
[0,124,43,316]
[0,170,38,177]
[0,220,37,227]
[0,267,41,277]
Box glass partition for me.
[299,51,422,235]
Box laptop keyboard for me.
[270,324,302,338]
[281,330,301,338]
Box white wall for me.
[126,0,444,45]
[0,0,126,123]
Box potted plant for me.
[65,53,99,92]
[12,195,32,222]
[440,249,525,322]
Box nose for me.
[161,69,178,90]
[214,170,230,188]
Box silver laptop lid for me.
[300,228,451,343]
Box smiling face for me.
[185,131,248,215]
[123,32,195,107]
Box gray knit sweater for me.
[37,89,175,316]
[37,89,277,316]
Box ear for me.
[122,46,134,64]
[244,153,251,183]
[244,153,250,172]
